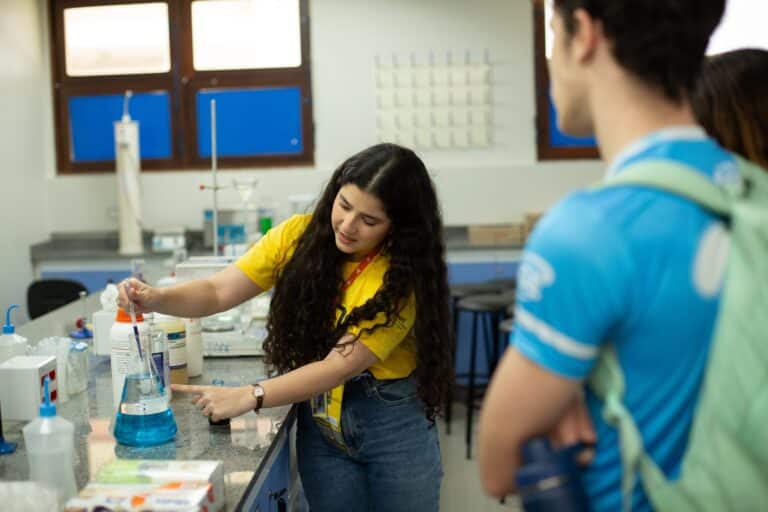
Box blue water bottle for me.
[515,438,590,512]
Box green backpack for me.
[588,156,768,511]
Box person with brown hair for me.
[692,48,768,170]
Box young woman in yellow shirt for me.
[119,143,452,510]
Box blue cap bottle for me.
[515,438,590,512]
[0,305,28,364]
[22,377,78,507]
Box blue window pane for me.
[69,92,172,162]
[548,94,596,148]
[197,87,303,158]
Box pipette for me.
[128,302,155,394]
[127,302,144,360]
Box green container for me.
[259,216,272,234]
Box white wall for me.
[0,0,51,319]
[40,0,603,234]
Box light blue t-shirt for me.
[512,127,738,511]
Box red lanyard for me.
[340,246,382,293]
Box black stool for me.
[445,282,508,435]
[456,290,516,458]
[26,278,87,320]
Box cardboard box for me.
[66,460,225,512]
[523,212,544,233]
[467,223,526,246]
[65,482,213,512]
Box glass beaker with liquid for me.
[113,323,177,447]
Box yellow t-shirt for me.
[235,214,417,380]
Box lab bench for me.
[29,230,209,292]
[0,295,300,511]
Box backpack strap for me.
[602,158,738,216]
[588,348,680,511]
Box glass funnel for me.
[232,176,258,208]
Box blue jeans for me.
[297,374,443,512]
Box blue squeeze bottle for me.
[22,377,77,507]
[515,438,590,512]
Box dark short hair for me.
[693,49,768,170]
[553,0,725,102]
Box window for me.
[707,0,768,54]
[50,0,313,174]
[532,0,768,161]
[532,0,598,160]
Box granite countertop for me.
[29,230,209,263]
[2,295,293,511]
[30,226,522,264]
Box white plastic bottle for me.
[110,308,149,408]
[155,313,188,385]
[0,305,28,364]
[185,318,203,378]
[92,284,119,356]
[22,376,77,508]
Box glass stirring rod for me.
[128,301,155,394]
[128,302,144,360]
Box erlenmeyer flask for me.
[114,326,177,447]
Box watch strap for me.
[251,383,265,412]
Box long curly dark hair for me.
[263,143,452,420]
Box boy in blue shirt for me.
[478,1,729,510]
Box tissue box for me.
[0,356,57,420]
[82,459,226,512]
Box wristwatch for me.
[251,383,265,413]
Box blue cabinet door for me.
[40,269,132,293]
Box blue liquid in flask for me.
[114,373,177,447]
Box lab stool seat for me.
[488,277,517,291]
[454,290,516,459]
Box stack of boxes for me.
[465,211,544,247]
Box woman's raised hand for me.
[117,277,161,314]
